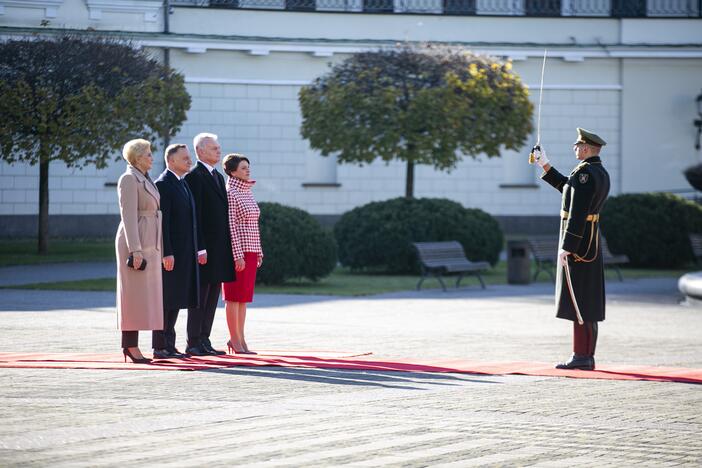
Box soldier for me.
[532,128,611,370]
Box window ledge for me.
[499,183,539,189]
[302,182,341,188]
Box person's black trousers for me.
[152,308,180,350]
[186,282,220,347]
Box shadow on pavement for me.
[203,365,500,390]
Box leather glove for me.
[530,145,550,168]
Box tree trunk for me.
[162,47,171,159]
[37,148,50,255]
[405,160,414,199]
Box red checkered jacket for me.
[227,177,262,261]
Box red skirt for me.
[222,252,258,303]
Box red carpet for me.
[0,352,700,384]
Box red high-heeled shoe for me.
[227,340,247,354]
[241,342,257,355]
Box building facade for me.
[1,0,701,236]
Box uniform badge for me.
[579,173,589,184]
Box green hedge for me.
[257,202,337,284]
[600,193,702,268]
[334,197,503,274]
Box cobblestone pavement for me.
[1,278,701,466]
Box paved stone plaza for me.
[1,272,701,466]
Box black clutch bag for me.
[126,254,147,271]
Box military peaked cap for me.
[574,128,606,147]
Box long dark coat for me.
[184,161,235,285]
[156,169,201,310]
[541,156,610,322]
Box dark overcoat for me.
[541,156,610,322]
[156,169,201,310]
[184,161,235,285]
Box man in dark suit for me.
[152,144,201,359]
[184,133,235,356]
[533,128,610,371]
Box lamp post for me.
[695,90,702,150]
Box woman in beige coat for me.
[115,139,164,363]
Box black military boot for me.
[555,354,595,370]
[587,322,598,370]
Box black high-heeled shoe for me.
[123,348,151,364]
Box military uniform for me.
[540,128,610,369]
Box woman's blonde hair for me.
[122,139,151,166]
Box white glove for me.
[531,145,550,168]
[558,249,570,267]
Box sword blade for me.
[536,49,547,146]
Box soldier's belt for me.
[561,210,599,222]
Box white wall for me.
[161,49,624,216]
[169,9,621,45]
[0,1,700,222]
[0,0,164,32]
[621,59,702,193]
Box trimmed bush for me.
[257,202,337,284]
[601,193,702,268]
[334,197,503,274]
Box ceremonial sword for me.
[527,49,585,325]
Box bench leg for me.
[456,273,486,290]
[614,265,624,282]
[418,271,447,291]
[436,274,447,292]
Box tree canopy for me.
[0,35,191,252]
[299,45,533,197]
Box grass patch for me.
[4,263,696,296]
[0,238,115,266]
[255,268,491,296]
[1,239,695,295]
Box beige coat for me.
[115,165,164,331]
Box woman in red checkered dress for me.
[221,153,263,354]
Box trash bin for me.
[507,240,531,284]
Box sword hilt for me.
[528,144,541,165]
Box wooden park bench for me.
[413,241,490,291]
[528,238,558,282]
[600,237,629,282]
[528,236,630,282]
